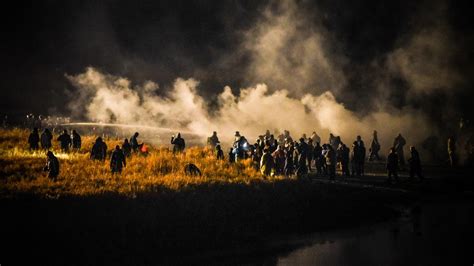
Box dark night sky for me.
[1,0,473,121]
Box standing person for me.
[171,133,185,153]
[122,138,132,157]
[313,142,323,175]
[91,137,107,161]
[447,136,457,167]
[272,145,286,175]
[307,138,314,172]
[28,128,40,150]
[228,148,235,164]
[110,145,126,174]
[40,128,53,150]
[57,129,71,152]
[260,148,274,177]
[394,133,406,168]
[296,138,309,178]
[43,151,59,181]
[325,145,337,180]
[130,132,140,153]
[284,143,295,176]
[216,144,224,160]
[369,130,381,161]
[339,143,350,177]
[207,131,220,148]
[71,130,81,151]
[408,146,424,181]
[387,148,399,183]
[310,131,321,146]
[353,136,366,176]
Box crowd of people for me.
[207,129,422,182]
[26,125,465,183]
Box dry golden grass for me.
[0,128,290,197]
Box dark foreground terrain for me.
[1,164,473,265]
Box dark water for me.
[270,202,474,266]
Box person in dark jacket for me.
[110,145,126,174]
[91,137,107,161]
[130,132,140,153]
[284,143,295,176]
[260,148,274,177]
[122,138,132,157]
[43,151,59,181]
[296,138,309,177]
[369,130,381,161]
[28,128,40,150]
[394,133,406,168]
[338,143,350,177]
[353,136,366,176]
[325,145,337,179]
[171,133,185,153]
[40,128,53,150]
[71,130,81,151]
[207,131,220,148]
[408,146,424,181]
[57,129,71,152]
[313,142,323,175]
[387,148,399,183]
[216,144,224,160]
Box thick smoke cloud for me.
[67,67,432,151]
[242,0,347,95]
[63,0,470,156]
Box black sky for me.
[1,0,473,120]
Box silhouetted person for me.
[447,136,457,167]
[284,145,295,176]
[260,148,274,177]
[394,133,406,168]
[130,132,140,153]
[43,151,59,181]
[122,139,131,157]
[325,145,336,179]
[57,129,71,152]
[71,130,81,151]
[387,148,399,183]
[40,128,52,150]
[171,133,185,153]
[408,146,423,181]
[91,137,107,161]
[110,145,126,174]
[272,145,286,175]
[28,128,40,150]
[313,142,323,175]
[184,163,201,176]
[207,131,219,148]
[310,131,321,146]
[216,144,224,160]
[353,136,366,176]
[307,138,314,171]
[296,138,309,177]
[338,143,350,177]
[369,130,381,161]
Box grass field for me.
[0,128,290,197]
[0,128,420,264]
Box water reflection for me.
[273,202,473,266]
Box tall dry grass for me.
[0,128,290,197]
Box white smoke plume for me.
[66,67,433,152]
[242,0,347,95]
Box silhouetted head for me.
[63,129,68,134]
[216,144,221,150]
[235,131,240,136]
[115,145,120,150]
[72,130,76,134]
[47,151,54,158]
[96,137,102,143]
[33,127,38,133]
[212,131,217,136]
[134,132,139,137]
[124,138,129,143]
[357,135,361,141]
[410,146,415,152]
[177,133,181,138]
